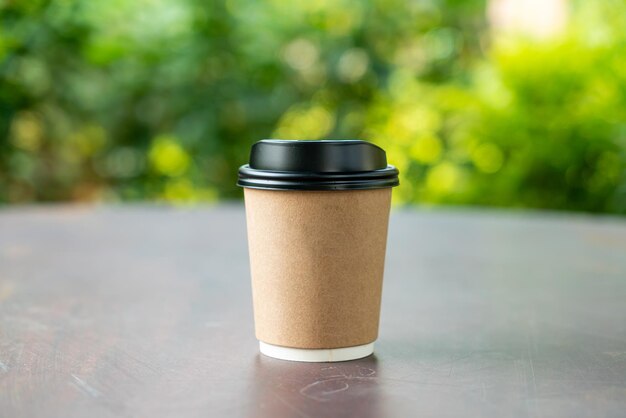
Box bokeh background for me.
[1,0,625,213]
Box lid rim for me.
[238,164,399,191]
[237,179,399,191]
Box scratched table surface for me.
[1,205,625,418]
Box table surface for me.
[1,205,625,418]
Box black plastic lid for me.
[237,140,399,191]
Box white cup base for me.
[259,341,374,362]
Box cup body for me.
[244,187,392,349]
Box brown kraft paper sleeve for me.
[244,187,392,349]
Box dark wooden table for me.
[1,206,625,418]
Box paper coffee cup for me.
[238,140,399,362]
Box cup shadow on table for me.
[249,353,383,418]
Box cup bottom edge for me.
[259,341,375,363]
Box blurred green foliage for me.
[0,0,625,213]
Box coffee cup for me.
[238,140,399,362]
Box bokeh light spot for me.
[274,105,335,139]
[410,134,443,164]
[337,49,369,83]
[10,112,43,152]
[149,136,190,177]
[472,143,504,174]
[426,162,462,194]
[283,38,319,71]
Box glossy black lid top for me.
[237,139,399,191]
